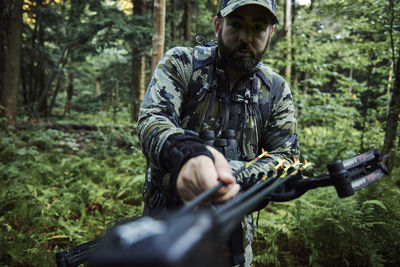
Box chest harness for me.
[182,46,264,159]
[181,45,266,267]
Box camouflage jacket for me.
[138,44,299,209]
[137,44,299,264]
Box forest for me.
[1,0,400,266]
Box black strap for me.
[181,47,216,119]
[230,224,245,267]
[215,92,230,134]
[201,79,217,128]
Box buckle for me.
[231,94,244,103]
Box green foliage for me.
[253,177,400,266]
[0,123,145,266]
[267,0,398,166]
[3,0,399,266]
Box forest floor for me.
[1,112,399,266]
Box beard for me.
[217,28,267,72]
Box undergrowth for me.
[0,124,145,266]
[1,119,399,266]
[252,170,400,267]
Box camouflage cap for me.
[218,0,278,24]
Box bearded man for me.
[137,1,299,266]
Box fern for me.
[0,126,146,266]
[253,178,400,266]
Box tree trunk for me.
[284,0,292,81]
[349,68,353,93]
[170,0,177,43]
[35,45,68,119]
[150,0,166,73]
[131,0,147,123]
[61,0,83,118]
[183,0,192,42]
[382,0,400,173]
[64,64,74,117]
[0,1,6,107]
[105,85,111,112]
[36,15,47,118]
[28,19,38,112]
[387,67,392,95]
[0,0,23,126]
[113,81,119,122]
[48,73,63,115]
[292,66,298,89]
[96,78,101,96]
[382,53,400,173]
[302,71,310,94]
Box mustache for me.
[233,42,256,55]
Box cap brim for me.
[220,1,279,24]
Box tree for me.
[0,0,23,126]
[169,0,177,43]
[63,0,84,117]
[183,0,192,42]
[151,0,166,73]
[131,0,147,122]
[64,64,74,116]
[284,0,292,81]
[382,0,400,172]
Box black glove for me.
[160,130,214,176]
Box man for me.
[137,0,299,265]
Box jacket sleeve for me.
[229,76,300,185]
[137,47,192,167]
[137,47,213,174]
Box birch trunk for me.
[150,0,166,73]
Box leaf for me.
[362,200,387,211]
[17,148,27,156]
[47,235,70,240]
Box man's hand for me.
[177,146,240,203]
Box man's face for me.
[214,4,275,72]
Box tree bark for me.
[170,0,177,43]
[0,1,6,106]
[113,81,119,122]
[382,53,400,172]
[382,0,400,173]
[28,18,38,111]
[284,0,292,81]
[131,0,147,122]
[183,0,192,42]
[64,64,74,116]
[36,12,47,118]
[150,0,166,73]
[60,0,84,117]
[48,73,63,115]
[96,78,101,96]
[0,0,23,126]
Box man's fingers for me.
[207,146,235,183]
[177,146,239,203]
[196,156,220,189]
[206,146,239,202]
[177,155,219,202]
[214,183,241,203]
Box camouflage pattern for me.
[218,0,279,24]
[137,44,299,266]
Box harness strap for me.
[230,94,258,103]
[202,83,216,128]
[214,92,231,134]
[253,76,263,136]
[230,224,246,267]
[181,47,216,119]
